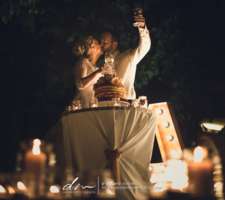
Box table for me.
[49,107,157,200]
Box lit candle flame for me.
[17,181,27,191]
[193,146,208,162]
[32,138,41,155]
[0,185,7,194]
[49,185,60,194]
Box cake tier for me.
[95,85,126,101]
[94,74,127,101]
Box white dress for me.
[74,58,97,108]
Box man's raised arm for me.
[132,21,151,66]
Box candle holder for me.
[90,98,98,108]
[183,146,214,198]
[198,135,224,200]
[138,96,148,109]
[112,98,121,107]
[66,100,82,112]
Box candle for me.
[47,185,61,199]
[188,146,213,197]
[7,186,16,195]
[17,181,27,193]
[25,139,46,175]
[25,139,47,196]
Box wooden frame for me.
[149,102,184,161]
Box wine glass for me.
[104,53,115,75]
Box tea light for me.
[17,181,27,192]
[47,185,61,199]
[0,185,7,194]
[91,103,98,108]
[0,185,7,198]
[112,98,120,107]
[7,186,16,195]
[72,104,80,110]
[49,185,60,194]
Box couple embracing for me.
[73,15,151,108]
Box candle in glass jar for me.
[188,146,213,197]
[25,139,47,196]
[25,139,47,175]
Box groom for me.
[101,13,151,100]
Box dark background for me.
[0,0,225,171]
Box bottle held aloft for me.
[133,7,145,28]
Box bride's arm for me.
[79,68,103,89]
[75,60,103,90]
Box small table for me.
[51,106,156,200]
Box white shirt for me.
[114,26,151,99]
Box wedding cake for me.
[94,74,126,101]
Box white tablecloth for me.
[50,107,156,200]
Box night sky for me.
[1,0,225,171]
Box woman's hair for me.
[72,35,96,57]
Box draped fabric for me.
[51,107,156,200]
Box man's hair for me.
[101,30,118,43]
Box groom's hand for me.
[133,21,145,29]
[101,64,113,74]
[133,7,145,28]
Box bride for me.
[73,36,104,108]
